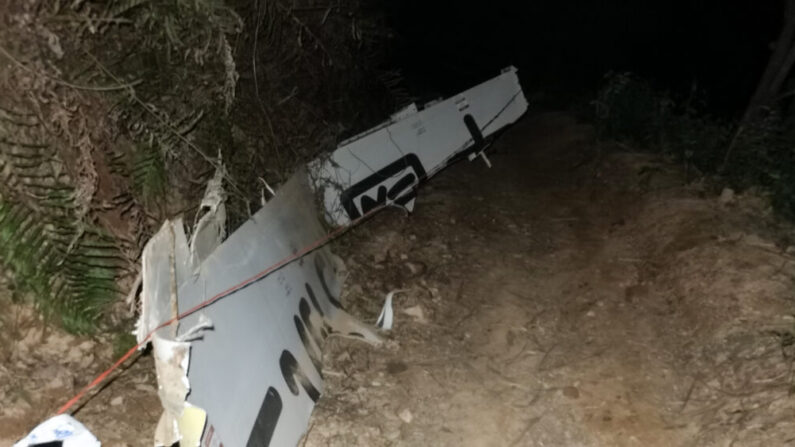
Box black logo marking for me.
[246,387,283,447]
[340,153,427,219]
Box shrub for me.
[591,72,668,146]
[0,200,121,333]
[592,72,795,219]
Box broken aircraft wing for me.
[138,170,381,447]
[132,67,527,447]
[311,66,528,225]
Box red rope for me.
[56,205,385,416]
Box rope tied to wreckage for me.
[54,87,525,416]
[55,204,387,416]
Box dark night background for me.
[385,0,783,117]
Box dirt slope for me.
[304,113,795,446]
[2,113,795,446]
[0,302,159,446]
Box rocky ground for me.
[3,113,795,446]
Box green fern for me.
[0,100,122,333]
[131,142,167,207]
[0,199,121,333]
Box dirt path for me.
[304,113,795,446]
[3,113,795,446]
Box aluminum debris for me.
[138,66,526,447]
[139,170,383,446]
[311,66,527,225]
[376,289,408,331]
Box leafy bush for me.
[0,200,120,333]
[727,112,795,219]
[662,111,731,173]
[592,72,668,145]
[112,330,138,358]
[592,72,795,219]
[0,0,400,333]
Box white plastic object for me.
[13,414,101,447]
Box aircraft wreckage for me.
[15,66,527,447]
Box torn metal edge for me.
[131,66,527,447]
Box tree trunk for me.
[723,0,795,167]
[746,0,795,116]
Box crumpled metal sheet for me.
[310,66,527,226]
[139,169,381,447]
[136,67,528,447]
[190,164,226,269]
[152,336,191,446]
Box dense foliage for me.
[0,0,399,332]
[593,72,795,219]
